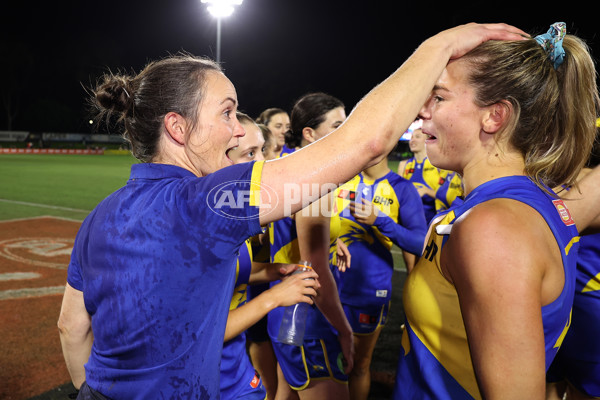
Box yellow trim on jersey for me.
[582,272,600,293]
[229,282,248,311]
[564,235,580,256]
[249,160,265,207]
[271,236,300,264]
[553,309,572,349]
[229,240,252,310]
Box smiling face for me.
[419,59,488,174]
[408,129,426,154]
[186,71,245,175]
[266,112,291,147]
[229,120,266,164]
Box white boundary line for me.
[0,198,90,216]
[0,286,65,300]
[0,215,83,224]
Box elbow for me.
[58,313,92,343]
[364,137,387,167]
[57,315,72,339]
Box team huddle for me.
[57,23,600,400]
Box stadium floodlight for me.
[201,0,243,63]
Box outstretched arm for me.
[259,24,527,226]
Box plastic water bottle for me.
[277,261,314,346]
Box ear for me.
[482,101,511,134]
[163,112,187,145]
[302,127,316,143]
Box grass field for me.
[0,154,139,221]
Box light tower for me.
[201,0,243,63]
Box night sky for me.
[1,0,597,133]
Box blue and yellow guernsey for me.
[334,172,427,307]
[279,144,296,158]
[220,239,264,398]
[393,176,579,400]
[267,198,341,341]
[435,171,464,213]
[548,232,600,396]
[574,233,600,297]
[400,157,446,222]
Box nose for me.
[233,120,245,138]
[418,95,432,120]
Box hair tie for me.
[534,22,566,70]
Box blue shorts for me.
[272,337,348,390]
[343,302,389,335]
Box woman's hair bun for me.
[95,75,133,113]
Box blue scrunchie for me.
[534,22,566,70]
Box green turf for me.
[387,159,399,175]
[0,154,138,221]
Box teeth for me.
[226,147,237,156]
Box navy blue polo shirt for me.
[67,161,264,399]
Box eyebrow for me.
[220,97,237,106]
[433,84,450,93]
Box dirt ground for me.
[0,217,80,400]
[0,216,406,400]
